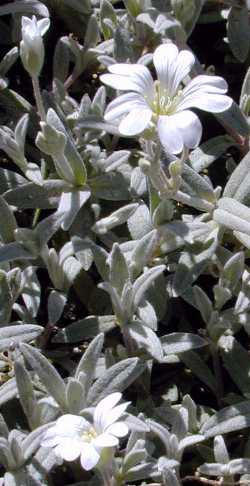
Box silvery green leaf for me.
[128,320,164,361]
[91,87,106,116]
[0,197,17,244]
[87,357,145,405]
[20,343,67,410]
[171,0,204,36]
[99,282,124,322]
[229,458,250,474]
[0,324,43,351]
[130,167,147,197]
[53,315,116,342]
[173,233,218,296]
[123,448,147,472]
[0,168,26,194]
[0,438,13,470]
[21,267,40,318]
[221,251,244,289]
[200,400,250,437]
[132,265,165,310]
[127,204,153,240]
[0,47,18,76]
[241,65,250,103]
[0,270,12,324]
[161,333,208,355]
[213,285,232,310]
[182,394,197,432]
[0,414,9,438]
[48,290,67,325]
[123,414,149,433]
[110,243,130,295]
[93,203,138,234]
[189,135,235,172]
[224,150,250,202]
[35,211,66,249]
[71,236,93,271]
[14,359,39,429]
[161,466,181,486]
[214,197,250,235]
[180,350,217,393]
[130,230,158,277]
[75,333,104,384]
[102,150,130,173]
[36,122,66,158]
[198,462,229,476]
[179,434,204,453]
[216,101,249,138]
[125,462,157,482]
[58,188,91,231]
[137,299,157,331]
[100,0,117,39]
[193,286,213,324]
[76,115,120,135]
[235,270,250,314]
[227,6,250,62]
[182,164,216,203]
[147,419,171,452]
[46,109,87,186]
[84,239,109,280]
[53,39,70,83]
[4,179,68,210]
[84,14,99,48]
[0,0,49,16]
[114,26,133,62]
[0,378,17,406]
[22,423,53,462]
[66,378,86,413]
[90,172,130,200]
[214,435,230,464]
[219,335,250,397]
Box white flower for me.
[41,392,130,471]
[20,15,50,77]
[100,43,233,154]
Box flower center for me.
[151,81,182,116]
[81,427,97,443]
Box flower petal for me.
[178,93,232,113]
[54,438,82,461]
[100,64,154,97]
[153,43,178,95]
[94,433,119,448]
[182,75,228,95]
[104,92,149,122]
[102,402,130,430]
[94,393,122,432]
[54,414,90,438]
[105,422,129,438]
[119,108,152,136]
[80,443,100,471]
[108,64,154,97]
[170,50,195,95]
[157,115,183,154]
[168,110,202,149]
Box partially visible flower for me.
[20,15,50,77]
[100,43,233,154]
[41,392,130,471]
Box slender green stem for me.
[32,75,46,121]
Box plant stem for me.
[32,75,46,121]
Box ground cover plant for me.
[2,0,250,485]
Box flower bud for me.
[20,16,50,77]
